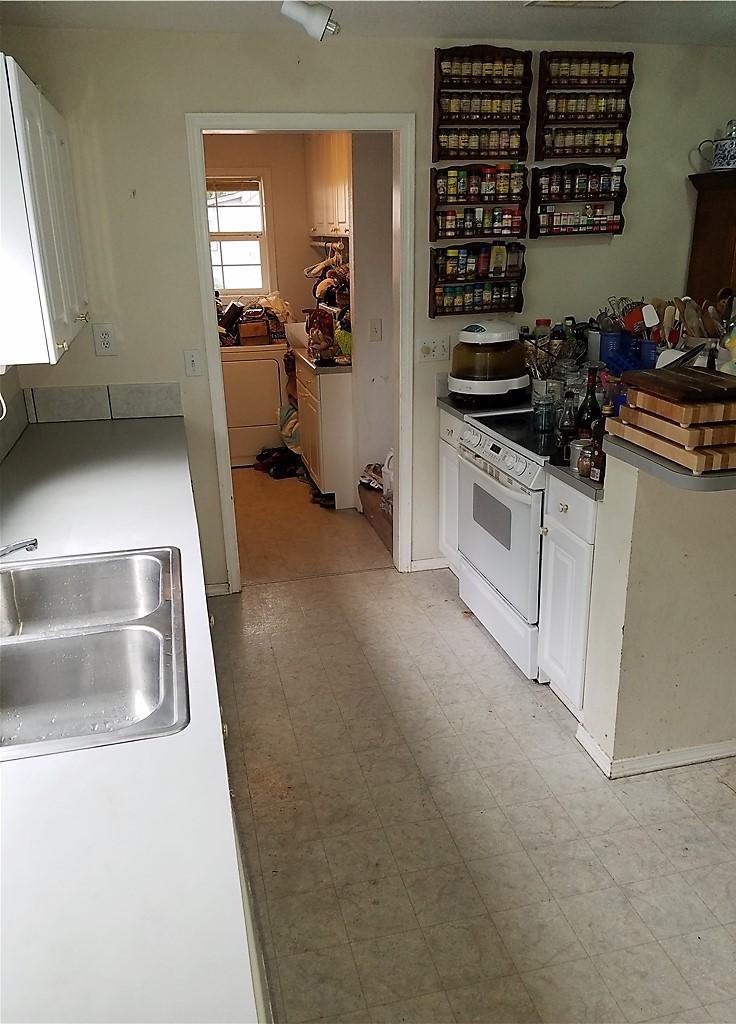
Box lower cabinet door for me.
[438,438,460,573]
[538,519,594,716]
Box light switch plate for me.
[369,318,383,342]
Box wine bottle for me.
[576,365,602,440]
[557,390,577,465]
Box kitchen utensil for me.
[641,303,659,340]
[622,366,736,404]
[659,343,706,370]
[607,418,736,474]
[619,405,736,450]
[626,385,736,427]
[684,299,706,338]
[698,119,736,171]
[662,305,676,345]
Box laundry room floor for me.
[210,568,736,1024]
[233,468,393,585]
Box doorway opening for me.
[186,115,415,592]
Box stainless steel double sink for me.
[0,548,189,761]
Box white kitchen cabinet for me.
[0,56,88,365]
[538,477,598,718]
[295,351,354,508]
[304,132,351,236]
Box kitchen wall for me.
[351,132,395,473]
[203,132,315,315]
[0,366,28,462]
[3,24,734,584]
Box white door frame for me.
[185,113,415,593]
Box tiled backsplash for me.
[24,383,182,424]
[0,387,29,462]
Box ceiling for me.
[0,0,734,45]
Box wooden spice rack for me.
[433,45,533,163]
[535,50,634,161]
[430,164,528,242]
[429,242,526,318]
[529,163,627,238]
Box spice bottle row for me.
[545,93,627,122]
[437,126,524,160]
[439,52,527,87]
[542,126,625,158]
[434,242,526,283]
[546,53,632,87]
[434,281,522,317]
[535,205,623,236]
[435,164,526,204]
[439,91,523,123]
[436,206,524,239]
[537,165,624,202]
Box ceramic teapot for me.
[699,120,736,170]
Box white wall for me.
[3,24,734,583]
[351,132,395,472]
[203,132,315,315]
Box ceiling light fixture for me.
[281,1,341,40]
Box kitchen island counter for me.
[0,419,258,1023]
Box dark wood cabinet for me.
[687,170,736,300]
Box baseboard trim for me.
[205,583,231,597]
[610,738,736,778]
[576,726,736,779]
[410,557,450,572]
[575,726,613,777]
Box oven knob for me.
[514,457,527,475]
[470,430,482,448]
[504,453,517,470]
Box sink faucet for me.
[0,538,38,560]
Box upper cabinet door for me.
[41,93,88,325]
[333,133,351,234]
[2,56,87,365]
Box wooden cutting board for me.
[622,367,736,404]
[619,405,736,450]
[626,387,736,426]
[607,417,736,473]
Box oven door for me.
[458,451,543,624]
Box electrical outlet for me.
[184,349,203,377]
[417,336,450,362]
[93,323,116,356]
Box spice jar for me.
[444,249,458,280]
[447,169,458,201]
[457,169,469,200]
[461,57,473,81]
[440,57,452,78]
[513,55,524,78]
[510,163,524,198]
[451,57,462,80]
[495,163,511,198]
[509,128,521,153]
[477,245,491,277]
[480,166,496,201]
[569,439,589,475]
[436,169,448,199]
[576,446,593,478]
[471,58,483,81]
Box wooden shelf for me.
[429,165,528,241]
[529,164,627,238]
[434,46,532,163]
[535,50,634,161]
[429,242,526,318]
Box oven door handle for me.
[460,451,534,507]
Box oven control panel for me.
[460,427,543,490]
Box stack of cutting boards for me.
[607,367,736,474]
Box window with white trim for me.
[206,177,270,295]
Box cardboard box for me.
[239,321,270,343]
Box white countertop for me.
[0,420,256,1023]
[294,346,352,375]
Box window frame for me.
[205,168,278,299]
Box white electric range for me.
[458,410,556,679]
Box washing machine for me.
[220,343,288,467]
